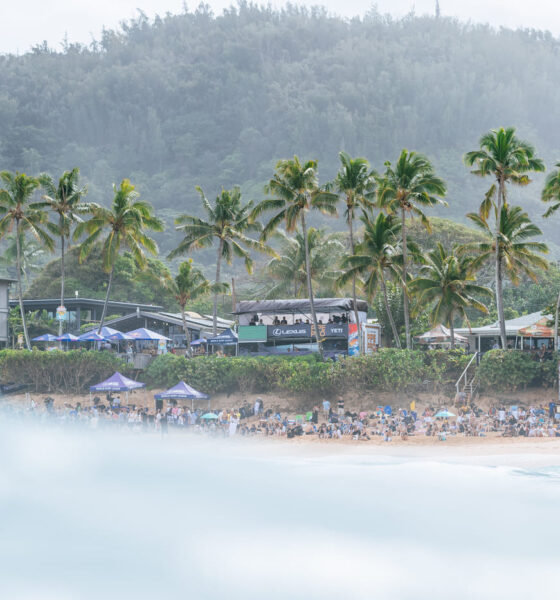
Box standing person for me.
[312,405,319,424]
[322,398,331,420]
[337,397,345,417]
[254,398,261,417]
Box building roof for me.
[455,311,551,336]
[100,310,233,335]
[234,297,368,315]
[10,297,163,311]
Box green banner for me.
[238,325,267,342]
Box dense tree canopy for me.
[1,5,560,255]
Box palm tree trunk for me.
[401,207,411,350]
[381,275,401,349]
[554,289,560,353]
[213,239,224,335]
[98,267,114,334]
[348,210,363,354]
[449,315,455,349]
[181,306,191,356]
[59,233,65,337]
[496,178,507,349]
[16,222,31,350]
[301,212,324,360]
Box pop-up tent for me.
[207,328,238,346]
[89,371,145,403]
[90,371,145,392]
[57,333,79,342]
[79,331,106,342]
[415,324,468,348]
[154,380,210,411]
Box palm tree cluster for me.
[1,126,557,356]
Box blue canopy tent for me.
[56,333,79,350]
[207,328,238,355]
[154,380,210,411]
[89,371,146,404]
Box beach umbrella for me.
[56,333,79,342]
[434,410,455,418]
[99,326,123,338]
[190,338,207,346]
[201,413,218,420]
[78,331,106,342]
[32,334,58,342]
[126,328,171,341]
[105,331,134,341]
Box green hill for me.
[1,5,560,255]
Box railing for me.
[456,353,478,398]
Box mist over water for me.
[0,423,559,599]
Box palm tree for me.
[330,152,376,350]
[174,259,228,353]
[169,186,269,335]
[74,179,164,333]
[0,172,54,349]
[34,168,89,336]
[338,212,403,348]
[541,163,560,347]
[0,232,44,288]
[252,157,338,359]
[464,127,545,347]
[376,150,447,349]
[410,243,492,348]
[464,204,548,345]
[264,228,345,299]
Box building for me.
[9,297,164,333]
[234,298,370,358]
[101,310,234,348]
[0,278,15,347]
[455,311,554,353]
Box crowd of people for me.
[3,391,560,442]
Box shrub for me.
[0,350,129,394]
[477,350,555,392]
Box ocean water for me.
[0,423,558,600]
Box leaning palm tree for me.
[465,127,545,348]
[264,228,345,299]
[338,212,404,348]
[74,179,164,333]
[252,157,338,359]
[169,186,270,335]
[330,152,376,350]
[376,150,447,349]
[174,259,228,353]
[0,232,44,289]
[410,243,492,348]
[34,168,89,336]
[464,204,548,344]
[0,172,54,349]
[541,163,560,346]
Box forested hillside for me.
[2,4,560,254]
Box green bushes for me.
[0,350,129,394]
[142,349,471,397]
[478,350,558,391]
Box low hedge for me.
[0,350,130,394]
[142,349,471,397]
[478,350,558,392]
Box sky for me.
[1,0,559,54]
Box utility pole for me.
[231,277,237,313]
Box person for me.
[322,398,331,419]
[254,398,261,417]
[337,397,345,417]
[492,340,500,350]
[281,316,287,325]
[273,316,280,325]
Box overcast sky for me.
[1,0,560,54]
